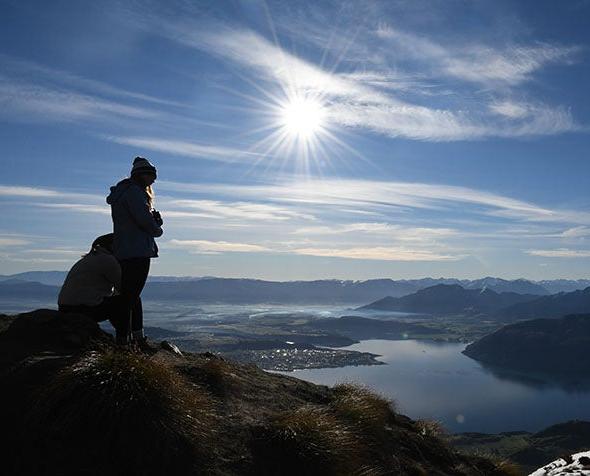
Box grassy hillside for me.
[1,310,522,476]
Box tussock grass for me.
[20,350,217,476]
[251,404,378,476]
[415,419,447,438]
[198,355,236,396]
[458,450,525,476]
[331,383,396,432]
[495,460,525,476]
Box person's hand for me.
[152,209,163,226]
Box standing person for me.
[106,157,163,351]
[58,234,127,342]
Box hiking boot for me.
[134,336,158,355]
[115,332,130,348]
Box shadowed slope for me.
[1,309,521,476]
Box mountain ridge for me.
[359,284,539,315]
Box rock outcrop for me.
[530,450,590,475]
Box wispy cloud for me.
[561,226,590,238]
[527,249,590,258]
[375,24,579,86]
[169,198,315,222]
[107,136,264,163]
[292,222,457,241]
[293,246,461,262]
[0,185,62,197]
[0,54,183,108]
[160,177,588,225]
[166,239,270,254]
[0,237,30,247]
[0,77,158,123]
[27,248,82,255]
[0,184,103,203]
[155,21,579,141]
[38,203,110,215]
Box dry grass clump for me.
[19,350,218,476]
[459,451,525,476]
[415,419,447,438]
[495,460,525,476]
[251,404,379,476]
[331,383,396,432]
[198,354,236,396]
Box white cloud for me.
[0,185,61,197]
[0,237,30,246]
[27,248,82,255]
[292,222,457,241]
[166,239,270,254]
[0,54,183,108]
[0,185,105,209]
[561,226,590,238]
[169,199,314,222]
[489,101,530,119]
[293,246,460,261]
[527,249,590,258]
[376,24,578,86]
[38,203,110,215]
[0,78,158,123]
[1,256,72,264]
[108,136,264,163]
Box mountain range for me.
[499,287,590,320]
[1,272,589,304]
[361,284,590,319]
[359,284,540,315]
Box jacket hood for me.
[106,179,133,204]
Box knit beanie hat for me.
[91,233,114,253]
[130,156,157,178]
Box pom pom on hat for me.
[130,156,157,178]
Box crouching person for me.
[58,234,128,345]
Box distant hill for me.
[499,287,590,320]
[0,271,67,286]
[359,284,538,315]
[0,280,59,300]
[462,313,590,375]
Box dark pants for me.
[118,257,150,337]
[59,295,126,332]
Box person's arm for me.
[124,186,163,237]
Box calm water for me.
[281,339,590,434]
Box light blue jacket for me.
[106,179,163,260]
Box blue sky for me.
[1,0,589,280]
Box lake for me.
[279,339,590,434]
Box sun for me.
[280,95,326,140]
